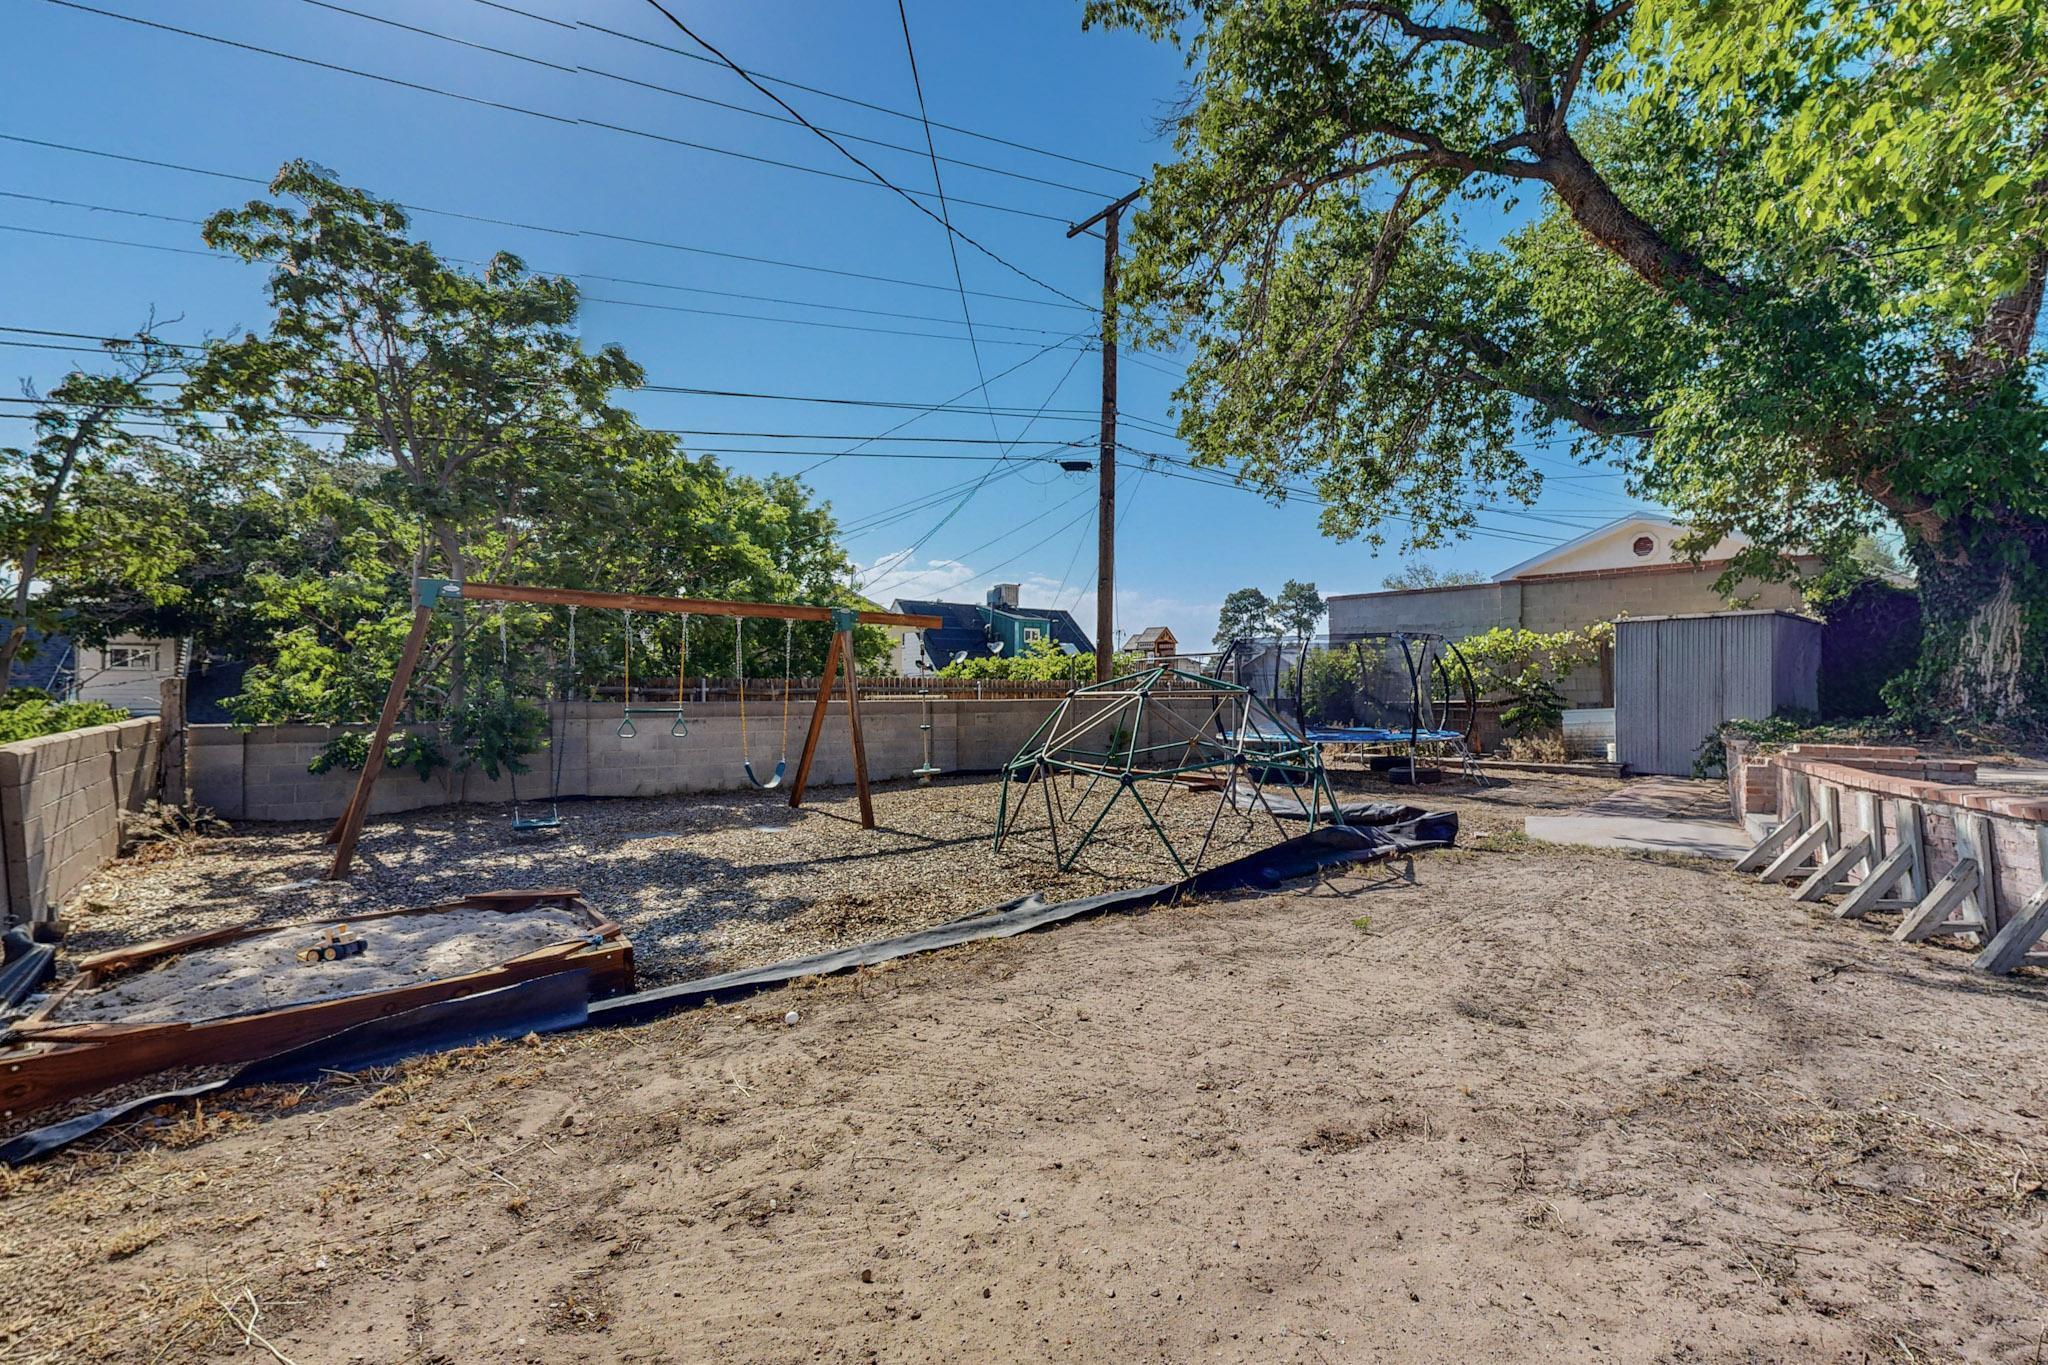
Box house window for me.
[1631,535,1656,557]
[104,644,158,671]
[1021,626,1044,644]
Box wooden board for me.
[0,889,631,1120]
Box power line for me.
[0,192,1094,345]
[290,0,1121,200]
[0,324,1121,419]
[861,482,1100,600]
[634,0,1095,310]
[1129,456,1565,548]
[0,327,1629,519]
[0,134,1095,313]
[794,333,1095,478]
[0,400,1105,467]
[893,0,1001,454]
[857,342,1092,582]
[34,0,1079,230]
[569,14,1144,181]
[838,465,1033,538]
[585,294,1073,349]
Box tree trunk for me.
[0,623,25,701]
[1903,517,2048,721]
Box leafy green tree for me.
[1273,579,1327,652]
[48,430,342,660]
[188,162,643,715]
[185,163,869,739]
[1084,0,2047,720]
[0,333,189,695]
[1272,578,1327,706]
[1381,564,1487,590]
[1213,586,1275,648]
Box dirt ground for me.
[5,772,2046,1363]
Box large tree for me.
[187,162,644,714]
[1086,0,2047,719]
[0,334,189,696]
[186,164,871,728]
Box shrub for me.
[0,698,130,744]
[309,730,449,782]
[1499,678,1567,738]
[1457,623,1614,698]
[934,638,1145,682]
[1690,709,1818,779]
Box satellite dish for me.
[1059,643,1079,656]
[989,641,1005,655]
[951,650,970,665]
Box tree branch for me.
[1955,247,2047,390]
[1338,2,1501,49]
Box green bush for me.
[0,698,130,744]
[934,638,1145,682]
[1690,709,1819,779]
[309,730,449,782]
[1499,678,1567,738]
[1457,622,1614,697]
[1298,649,1360,727]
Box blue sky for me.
[2,0,1659,652]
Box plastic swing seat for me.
[735,618,795,793]
[510,810,562,833]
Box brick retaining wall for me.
[1746,746,2044,928]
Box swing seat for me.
[511,812,563,833]
[743,759,787,790]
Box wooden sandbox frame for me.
[0,889,632,1121]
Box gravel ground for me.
[68,770,1397,988]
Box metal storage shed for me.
[1613,610,1820,776]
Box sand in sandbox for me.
[52,906,597,1025]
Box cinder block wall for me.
[0,718,160,927]
[190,696,1226,823]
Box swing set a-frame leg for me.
[788,627,876,829]
[326,602,434,879]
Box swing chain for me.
[781,618,794,744]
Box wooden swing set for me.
[323,578,942,879]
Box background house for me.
[74,635,189,716]
[1127,626,1178,660]
[1327,515,1821,705]
[888,584,1094,672]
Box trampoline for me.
[1247,631,1483,782]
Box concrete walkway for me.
[1525,776,1753,861]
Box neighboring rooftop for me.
[892,584,1093,666]
[1491,515,1758,582]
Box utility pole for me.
[1067,186,1144,683]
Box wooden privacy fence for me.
[1731,743,2048,976]
[587,674,1217,703]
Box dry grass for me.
[1641,1066,2048,1279]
